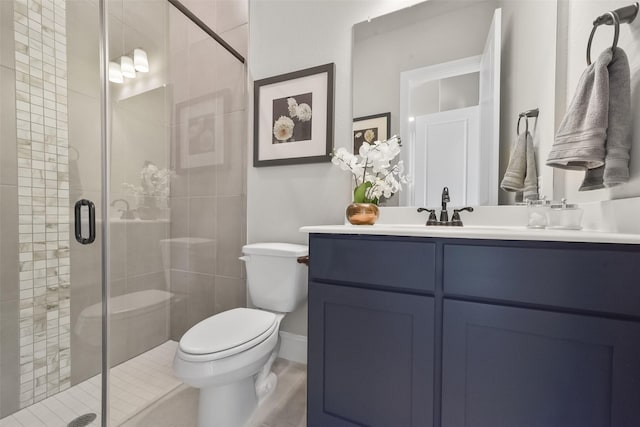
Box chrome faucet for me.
[417,187,474,226]
[111,199,136,219]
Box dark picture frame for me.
[175,91,227,171]
[253,63,335,167]
[353,112,391,154]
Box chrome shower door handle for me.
[74,199,96,245]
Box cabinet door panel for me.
[310,234,436,292]
[442,300,640,427]
[308,282,434,427]
[443,243,640,316]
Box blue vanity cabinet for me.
[307,234,436,427]
[441,299,640,427]
[307,233,640,427]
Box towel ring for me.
[517,108,539,136]
[587,11,620,65]
[517,116,529,136]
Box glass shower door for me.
[102,0,247,424]
[100,0,176,424]
[2,0,247,423]
[0,0,106,424]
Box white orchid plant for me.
[331,135,409,204]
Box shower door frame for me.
[97,0,111,424]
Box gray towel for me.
[582,48,632,190]
[546,48,631,191]
[501,130,538,200]
[547,49,610,171]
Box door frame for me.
[399,55,481,206]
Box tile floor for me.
[0,341,181,427]
[0,342,307,427]
[246,359,307,427]
[121,358,308,427]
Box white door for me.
[414,106,480,207]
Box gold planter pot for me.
[346,203,379,225]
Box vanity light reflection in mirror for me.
[352,0,559,208]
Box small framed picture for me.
[353,112,391,154]
[175,92,226,171]
[253,63,335,167]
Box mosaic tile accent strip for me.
[13,0,71,409]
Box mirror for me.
[352,0,559,207]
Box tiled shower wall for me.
[167,0,248,340]
[13,0,71,408]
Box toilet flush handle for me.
[297,256,309,266]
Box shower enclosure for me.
[0,0,247,424]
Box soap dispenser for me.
[546,199,583,230]
[526,197,550,229]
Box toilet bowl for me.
[173,243,308,427]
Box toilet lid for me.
[179,308,277,355]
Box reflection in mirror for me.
[352,0,559,207]
[112,86,171,220]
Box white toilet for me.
[173,242,308,427]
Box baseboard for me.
[278,331,307,365]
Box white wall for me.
[558,1,640,203]
[248,0,422,335]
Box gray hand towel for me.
[500,130,538,200]
[547,48,631,191]
[581,48,631,190]
[546,49,611,172]
[602,47,631,187]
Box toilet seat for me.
[178,308,278,362]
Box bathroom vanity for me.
[303,226,640,427]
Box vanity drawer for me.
[443,242,640,317]
[310,234,436,292]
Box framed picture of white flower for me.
[353,112,391,154]
[253,63,334,167]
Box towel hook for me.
[517,108,539,136]
[587,11,621,65]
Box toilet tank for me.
[241,243,308,312]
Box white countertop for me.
[300,224,640,245]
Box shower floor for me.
[0,341,181,427]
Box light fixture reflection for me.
[133,48,149,72]
[109,49,149,84]
[108,61,123,83]
[120,56,136,78]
